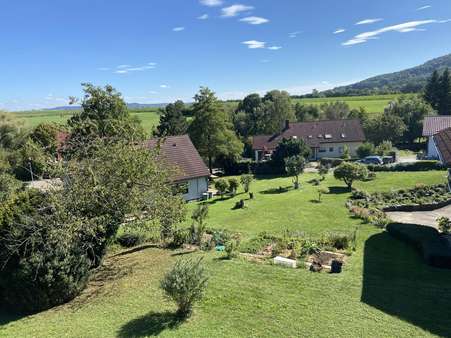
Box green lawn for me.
[294,94,403,114]
[1,171,450,337]
[13,109,161,134]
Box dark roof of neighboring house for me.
[146,135,210,182]
[434,127,451,166]
[422,116,451,137]
[252,119,365,151]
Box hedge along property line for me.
[386,223,451,269]
[367,160,446,172]
[382,199,451,212]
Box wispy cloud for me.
[343,19,449,46]
[114,63,157,74]
[221,4,254,17]
[198,14,209,20]
[417,5,432,11]
[200,0,222,6]
[160,84,170,89]
[267,46,282,50]
[289,31,301,38]
[355,18,383,25]
[173,27,185,32]
[242,40,266,49]
[333,28,346,34]
[240,16,269,25]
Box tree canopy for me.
[154,100,188,137]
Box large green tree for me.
[384,95,434,145]
[154,100,188,137]
[424,70,441,111]
[262,90,295,133]
[188,87,243,172]
[364,113,407,145]
[64,83,145,159]
[438,68,451,115]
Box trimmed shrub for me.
[214,179,229,196]
[116,232,146,248]
[320,158,344,168]
[368,161,445,172]
[160,258,208,317]
[437,217,451,234]
[357,142,375,159]
[386,222,451,269]
[228,178,240,195]
[224,239,240,259]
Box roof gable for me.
[146,135,210,181]
[434,127,451,166]
[423,116,451,136]
[252,119,365,150]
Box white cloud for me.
[355,18,383,25]
[260,59,270,63]
[200,0,222,6]
[173,27,185,32]
[160,84,170,89]
[115,70,129,74]
[242,40,266,49]
[221,4,254,17]
[343,19,449,46]
[333,28,346,34]
[198,14,209,20]
[240,16,269,25]
[417,5,431,11]
[113,63,157,74]
[267,46,282,50]
[117,64,131,69]
[148,62,157,66]
[289,31,301,38]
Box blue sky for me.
[1,0,451,111]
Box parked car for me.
[382,156,395,165]
[357,156,384,165]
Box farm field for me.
[2,171,450,338]
[13,109,161,133]
[294,94,403,114]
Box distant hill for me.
[45,103,167,111]
[322,53,451,97]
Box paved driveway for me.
[386,204,451,229]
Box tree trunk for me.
[208,156,212,174]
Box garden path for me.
[386,205,451,229]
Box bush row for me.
[386,223,451,269]
[367,161,445,172]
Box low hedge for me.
[368,160,445,172]
[386,223,451,269]
[320,158,344,168]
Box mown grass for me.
[1,171,450,338]
[294,94,403,114]
[13,109,161,133]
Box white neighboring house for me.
[146,135,210,201]
[422,116,451,159]
[252,119,366,161]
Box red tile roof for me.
[434,127,451,166]
[252,119,365,151]
[146,135,210,182]
[422,116,451,137]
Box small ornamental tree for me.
[437,217,451,234]
[271,138,311,173]
[228,178,240,195]
[240,174,253,194]
[284,155,305,189]
[317,187,328,202]
[357,142,375,159]
[318,165,329,181]
[334,162,368,189]
[160,258,208,317]
[191,205,208,245]
[214,179,229,196]
[342,145,351,160]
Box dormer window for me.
[318,134,323,138]
[341,133,346,138]
[325,134,332,139]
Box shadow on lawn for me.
[0,310,24,326]
[362,232,451,337]
[260,186,292,195]
[328,186,350,194]
[117,311,186,337]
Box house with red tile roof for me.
[422,116,451,159]
[252,119,365,161]
[146,135,210,201]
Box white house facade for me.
[423,116,451,159]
